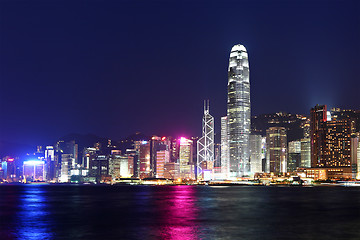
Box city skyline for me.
[1,1,360,239]
[1,0,359,147]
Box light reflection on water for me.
[131,185,199,239]
[1,185,360,239]
[15,186,53,240]
[159,185,199,240]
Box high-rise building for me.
[1,157,17,181]
[139,141,151,179]
[288,141,301,154]
[60,154,76,182]
[150,136,169,178]
[23,160,45,182]
[130,140,142,178]
[45,146,56,181]
[109,151,132,179]
[126,148,138,178]
[310,105,359,177]
[197,101,214,180]
[227,44,250,177]
[179,137,195,180]
[249,134,262,173]
[356,133,360,180]
[288,141,301,172]
[331,108,359,132]
[300,138,311,168]
[261,137,267,172]
[83,147,97,170]
[164,162,179,180]
[351,133,359,179]
[324,119,352,167]
[266,127,287,174]
[156,150,169,178]
[310,105,328,167]
[88,154,110,183]
[221,116,230,178]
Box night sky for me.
[1,0,359,146]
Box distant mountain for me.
[251,112,309,142]
[115,132,150,153]
[59,133,109,148]
[122,132,150,142]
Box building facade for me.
[220,116,230,178]
[310,105,328,167]
[249,134,262,173]
[227,44,250,177]
[179,137,194,180]
[197,101,214,180]
[300,138,311,168]
[288,141,301,172]
[266,127,287,174]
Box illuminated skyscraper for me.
[300,138,311,168]
[23,160,45,182]
[139,141,150,179]
[266,127,287,174]
[45,146,56,181]
[179,137,195,180]
[351,134,359,179]
[227,44,250,177]
[221,116,230,178]
[324,119,352,167]
[60,154,75,182]
[197,101,214,180]
[310,104,328,167]
[288,141,301,172]
[156,150,170,178]
[249,134,262,173]
[150,136,169,178]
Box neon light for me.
[141,141,148,145]
[180,137,187,144]
[23,160,45,165]
[161,137,166,141]
[8,158,14,162]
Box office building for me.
[266,127,287,174]
[23,160,45,182]
[197,101,214,180]
[139,141,151,179]
[300,138,311,168]
[249,134,262,173]
[227,44,250,177]
[310,105,328,167]
[179,137,195,180]
[288,141,301,172]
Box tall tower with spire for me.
[197,100,215,180]
[227,44,251,177]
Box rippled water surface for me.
[1,185,360,239]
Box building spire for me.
[203,99,210,114]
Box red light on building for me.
[8,158,14,162]
[161,137,166,141]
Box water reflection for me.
[158,185,199,240]
[15,185,53,240]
